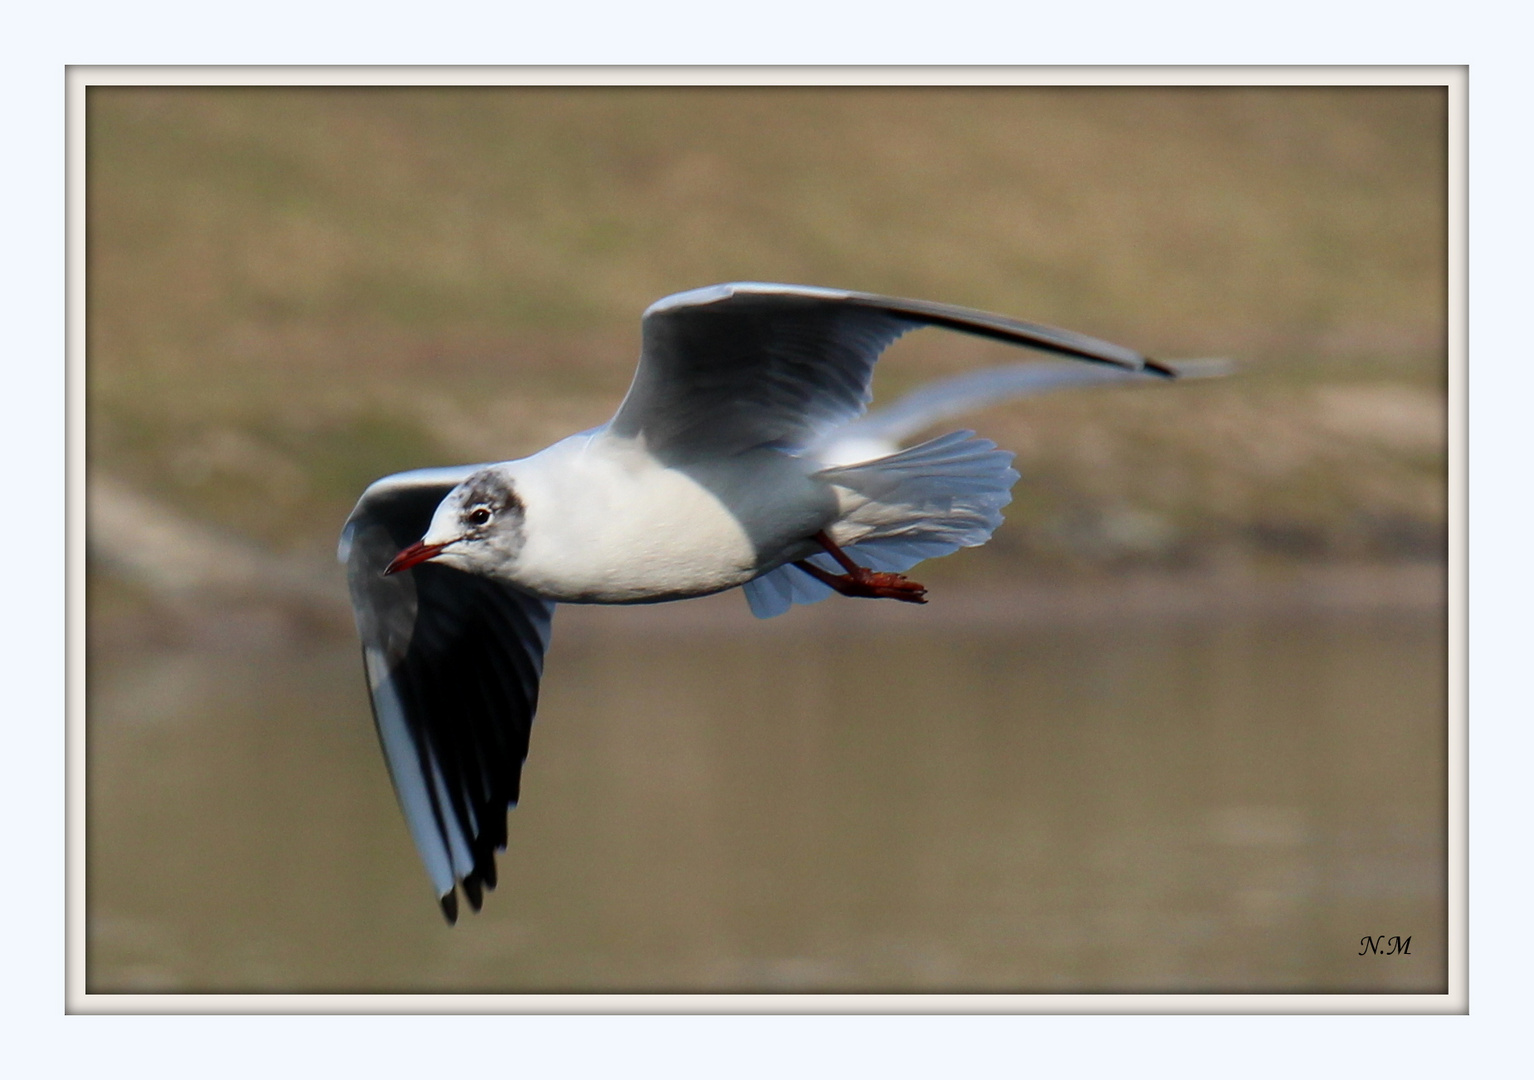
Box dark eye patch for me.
[458,469,524,534]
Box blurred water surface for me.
[87,593,1444,995]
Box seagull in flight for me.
[339,282,1182,923]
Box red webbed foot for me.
[791,531,929,605]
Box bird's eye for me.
[467,507,492,526]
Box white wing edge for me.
[643,281,853,317]
[338,466,484,562]
[364,646,460,895]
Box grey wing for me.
[339,467,555,924]
[608,282,1173,459]
[817,357,1232,462]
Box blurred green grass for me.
[86,85,1447,575]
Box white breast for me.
[507,432,831,603]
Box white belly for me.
[508,435,834,603]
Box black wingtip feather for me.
[1144,358,1179,379]
[469,835,499,897]
[462,873,484,912]
[439,888,459,926]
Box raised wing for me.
[608,282,1172,459]
[339,467,555,924]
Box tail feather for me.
[741,430,1018,619]
[820,429,1018,548]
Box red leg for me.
[793,531,928,604]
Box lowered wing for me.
[339,467,555,924]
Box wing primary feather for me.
[461,873,484,913]
[361,653,456,896]
[391,656,471,881]
[846,294,1175,376]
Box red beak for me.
[383,539,449,576]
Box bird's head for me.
[384,467,528,577]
